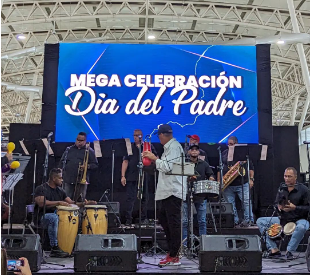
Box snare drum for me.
[194,180,219,199]
[82,205,108,235]
[57,205,79,254]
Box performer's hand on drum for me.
[58,201,70,207]
[85,199,97,205]
[210,176,215,181]
[283,200,296,212]
[189,175,197,182]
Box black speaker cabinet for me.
[199,235,262,272]
[74,234,137,272]
[1,234,42,272]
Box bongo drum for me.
[82,205,108,235]
[267,223,283,240]
[57,205,79,254]
[283,222,296,236]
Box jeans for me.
[257,217,309,252]
[182,200,207,240]
[223,183,254,224]
[124,175,149,222]
[158,196,182,258]
[41,213,59,247]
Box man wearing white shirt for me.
[143,124,186,267]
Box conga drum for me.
[82,205,108,234]
[57,205,79,254]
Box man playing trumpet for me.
[257,167,310,260]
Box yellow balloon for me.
[10,161,20,169]
[7,142,15,154]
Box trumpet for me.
[76,143,90,185]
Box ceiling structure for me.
[1,0,310,135]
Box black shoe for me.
[268,250,282,258]
[285,251,294,260]
[50,246,69,258]
[125,220,132,226]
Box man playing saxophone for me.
[59,132,98,201]
[218,136,254,227]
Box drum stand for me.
[183,181,200,259]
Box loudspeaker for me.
[1,234,42,272]
[199,235,262,272]
[74,234,137,272]
[306,236,310,272]
[206,203,234,228]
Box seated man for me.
[257,167,310,260]
[34,168,95,258]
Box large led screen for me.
[56,43,258,143]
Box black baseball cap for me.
[189,144,200,150]
[157,124,173,135]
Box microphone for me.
[104,189,110,194]
[303,141,310,144]
[47,132,53,138]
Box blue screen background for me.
[56,43,258,143]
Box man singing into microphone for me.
[121,129,157,226]
[257,167,310,260]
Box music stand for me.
[164,153,195,258]
[230,145,262,224]
[2,155,30,234]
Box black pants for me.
[158,195,182,257]
[124,175,149,222]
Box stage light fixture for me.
[148,34,156,40]
[16,34,26,40]
[277,40,285,44]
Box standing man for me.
[143,124,186,267]
[121,129,157,226]
[59,132,98,201]
[184,134,207,161]
[183,144,215,241]
[257,167,309,260]
[218,136,254,227]
[34,168,96,257]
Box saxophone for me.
[76,143,90,185]
[222,161,245,190]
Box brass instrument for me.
[222,161,245,190]
[77,142,90,185]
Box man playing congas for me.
[34,168,95,258]
[182,144,215,240]
[257,167,310,260]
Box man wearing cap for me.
[143,124,186,267]
[183,144,215,241]
[185,135,207,161]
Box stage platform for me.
[36,252,309,275]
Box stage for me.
[35,252,309,275]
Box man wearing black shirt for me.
[257,167,310,260]
[34,168,95,257]
[182,144,215,240]
[219,136,255,226]
[59,132,98,201]
[121,129,157,226]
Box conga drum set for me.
[56,204,108,254]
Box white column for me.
[290,94,299,125]
[24,73,38,123]
[287,0,310,133]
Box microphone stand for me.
[111,144,115,201]
[137,137,144,263]
[217,146,224,233]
